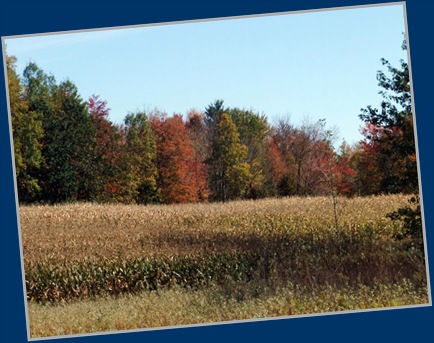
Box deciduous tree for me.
[227,108,269,199]
[115,111,159,204]
[358,40,417,194]
[151,113,204,204]
[208,113,251,202]
[87,95,122,202]
[7,56,43,203]
[186,109,209,201]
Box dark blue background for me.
[1,1,432,342]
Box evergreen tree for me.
[44,80,96,202]
[204,99,226,132]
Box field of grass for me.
[28,280,427,337]
[20,195,429,338]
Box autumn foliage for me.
[7,42,419,205]
[151,114,206,203]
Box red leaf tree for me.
[87,94,122,200]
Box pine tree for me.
[45,80,96,202]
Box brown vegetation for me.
[20,195,427,303]
[20,195,410,263]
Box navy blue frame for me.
[1,1,432,342]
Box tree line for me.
[7,43,418,205]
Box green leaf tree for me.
[208,113,251,202]
[115,111,159,204]
[358,39,417,194]
[7,56,43,203]
[227,107,269,198]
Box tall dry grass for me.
[21,195,409,262]
[20,195,428,303]
[28,279,428,338]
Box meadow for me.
[20,195,429,337]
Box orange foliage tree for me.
[151,113,206,204]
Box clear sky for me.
[3,3,408,147]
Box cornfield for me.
[20,195,428,304]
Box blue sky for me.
[3,3,408,146]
